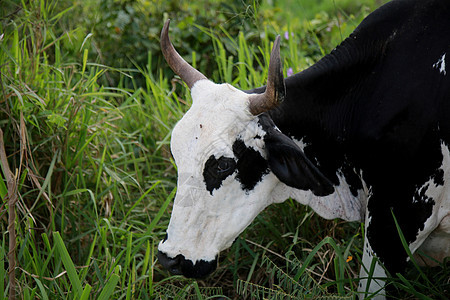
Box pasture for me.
[0,0,448,298]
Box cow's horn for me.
[161,20,207,89]
[248,35,286,115]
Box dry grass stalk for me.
[0,112,27,300]
[0,128,17,300]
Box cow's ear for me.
[264,129,334,196]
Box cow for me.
[156,0,450,298]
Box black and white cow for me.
[157,0,450,298]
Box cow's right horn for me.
[161,20,207,89]
[248,36,286,115]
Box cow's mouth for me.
[157,250,217,278]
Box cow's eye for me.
[217,158,235,174]
[218,160,231,173]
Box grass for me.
[0,0,448,299]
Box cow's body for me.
[157,0,450,298]
[254,0,450,278]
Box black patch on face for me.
[203,155,236,195]
[232,139,270,192]
[157,250,217,278]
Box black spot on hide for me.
[232,139,270,191]
[203,155,236,195]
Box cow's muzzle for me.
[157,250,217,278]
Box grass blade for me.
[33,278,49,300]
[390,210,436,290]
[397,273,432,300]
[97,272,120,300]
[53,232,83,297]
[79,284,92,300]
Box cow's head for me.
[157,20,333,278]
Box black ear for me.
[264,128,334,196]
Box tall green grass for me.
[0,0,448,299]
[0,1,179,298]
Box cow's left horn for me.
[161,20,207,89]
[248,36,286,115]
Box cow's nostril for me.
[166,256,179,267]
[157,250,183,275]
[167,256,183,275]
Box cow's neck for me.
[264,36,382,222]
[270,172,367,222]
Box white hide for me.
[411,142,450,265]
[433,53,447,76]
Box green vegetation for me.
[0,0,448,299]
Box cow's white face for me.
[158,80,281,277]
